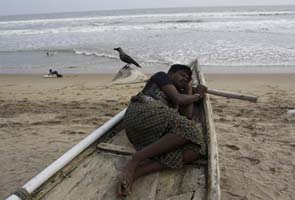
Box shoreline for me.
[1,70,295,75]
[1,62,295,75]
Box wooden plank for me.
[166,192,194,200]
[191,60,221,200]
[99,130,160,200]
[32,145,97,199]
[192,167,207,200]
[40,153,119,200]
[155,168,186,200]
[106,129,133,147]
[156,166,206,200]
[180,167,206,194]
[32,120,126,199]
[97,142,136,155]
[128,172,159,200]
[193,186,207,200]
[96,160,160,200]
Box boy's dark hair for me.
[168,64,192,77]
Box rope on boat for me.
[13,188,34,200]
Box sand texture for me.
[0,73,294,199]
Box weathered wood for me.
[193,186,207,200]
[192,167,207,200]
[96,160,160,200]
[155,169,186,200]
[39,153,118,200]
[166,192,194,200]
[32,120,126,200]
[207,88,258,103]
[128,172,159,200]
[180,167,206,194]
[191,60,221,200]
[36,127,163,200]
[155,166,206,200]
[97,142,136,155]
[32,145,97,199]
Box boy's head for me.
[168,64,192,90]
[168,64,192,77]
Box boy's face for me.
[172,70,191,90]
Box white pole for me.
[6,108,126,200]
[6,195,21,200]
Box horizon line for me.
[1,4,295,17]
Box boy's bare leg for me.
[118,133,189,194]
[133,148,200,180]
[118,148,200,196]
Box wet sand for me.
[0,73,294,199]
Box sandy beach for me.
[0,73,294,199]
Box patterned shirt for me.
[142,72,174,106]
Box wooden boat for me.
[6,60,221,200]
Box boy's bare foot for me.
[117,181,128,197]
[117,159,138,195]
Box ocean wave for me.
[1,18,295,36]
[1,10,295,27]
[73,49,117,59]
[0,49,118,59]
[0,16,101,25]
[1,47,295,71]
[158,19,203,24]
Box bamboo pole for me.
[207,88,258,103]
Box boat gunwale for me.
[191,60,221,200]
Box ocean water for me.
[1,6,295,74]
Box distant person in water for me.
[46,51,56,56]
[48,69,63,78]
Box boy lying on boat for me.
[117,64,207,197]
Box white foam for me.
[1,18,295,37]
[73,49,117,59]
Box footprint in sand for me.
[47,120,62,125]
[269,167,276,174]
[56,115,67,120]
[30,132,38,136]
[243,124,255,130]
[214,108,223,113]
[219,117,228,122]
[239,156,261,165]
[60,130,86,135]
[224,144,240,151]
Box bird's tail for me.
[135,62,142,68]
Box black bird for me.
[114,47,142,68]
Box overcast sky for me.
[1,0,295,16]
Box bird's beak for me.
[114,48,118,51]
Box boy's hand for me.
[183,80,193,95]
[196,84,208,97]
